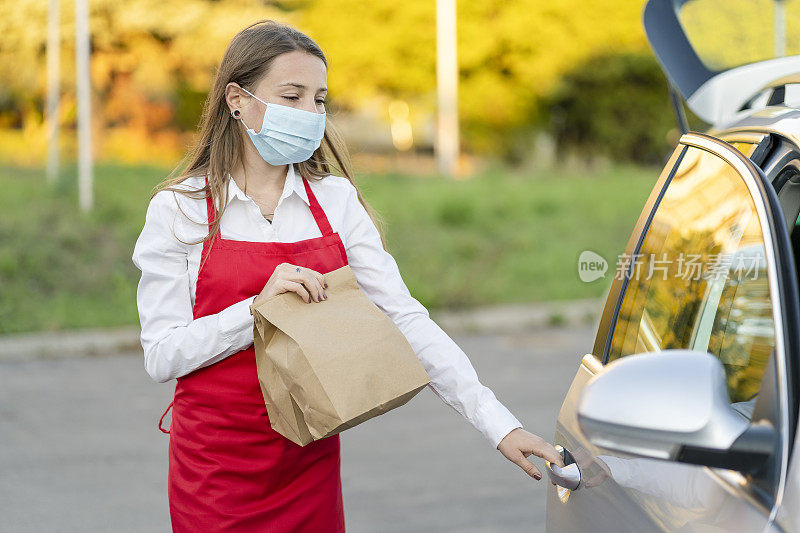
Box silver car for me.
[546,1,800,531]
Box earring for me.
[232,109,241,119]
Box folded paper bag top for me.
[250,264,431,446]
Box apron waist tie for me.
[158,400,174,434]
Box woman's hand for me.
[253,262,328,307]
[497,428,564,480]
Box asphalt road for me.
[0,324,593,533]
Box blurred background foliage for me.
[549,53,675,165]
[0,161,656,333]
[680,0,800,70]
[0,0,677,167]
[0,0,699,333]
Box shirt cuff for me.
[476,397,524,449]
[219,295,256,344]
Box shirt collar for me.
[226,163,310,207]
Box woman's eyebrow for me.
[278,82,327,92]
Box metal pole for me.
[436,0,459,177]
[75,0,93,212]
[46,0,61,184]
[775,0,786,57]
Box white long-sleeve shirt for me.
[131,162,523,449]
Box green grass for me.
[0,161,658,334]
[360,163,657,307]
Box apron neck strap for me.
[302,177,334,237]
[204,175,216,233]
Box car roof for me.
[714,107,800,148]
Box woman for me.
[132,19,562,532]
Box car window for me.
[607,145,776,406]
[720,133,773,168]
[727,140,760,159]
[728,141,758,157]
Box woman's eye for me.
[282,95,324,105]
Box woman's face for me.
[231,50,327,134]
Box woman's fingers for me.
[295,269,325,302]
[528,442,564,467]
[279,264,326,302]
[513,452,543,480]
[514,440,562,480]
[279,279,312,304]
[497,429,565,481]
[518,433,563,467]
[265,263,328,303]
[306,268,328,290]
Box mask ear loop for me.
[240,86,270,107]
[238,113,252,132]
[229,98,250,195]
[237,86,268,133]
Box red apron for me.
[157,174,347,532]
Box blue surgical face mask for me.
[239,86,326,165]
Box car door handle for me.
[545,444,581,491]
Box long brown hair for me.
[151,19,386,271]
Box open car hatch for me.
[644,0,800,126]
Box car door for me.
[546,132,800,533]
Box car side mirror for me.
[577,350,776,474]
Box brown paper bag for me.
[250,264,431,446]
